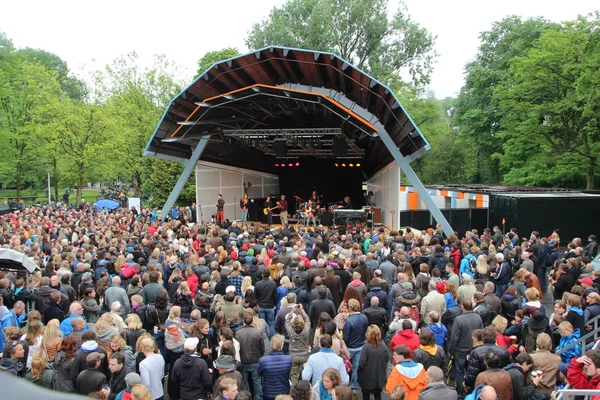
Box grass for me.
[0,188,100,205]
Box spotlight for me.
[288,163,293,167]
[341,163,346,167]
[356,163,361,167]
[281,164,285,167]
[335,163,339,167]
[349,163,354,167]
[295,162,300,167]
[275,164,279,167]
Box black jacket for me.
[464,343,512,388]
[108,367,130,400]
[76,367,107,395]
[441,305,462,333]
[236,325,265,364]
[357,343,389,391]
[504,363,537,400]
[43,302,65,324]
[413,345,447,374]
[363,305,388,333]
[449,311,483,354]
[255,277,277,308]
[171,354,212,400]
[501,294,521,321]
[474,301,496,327]
[417,382,458,400]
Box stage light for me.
[288,163,293,167]
[341,163,346,167]
[349,163,354,167]
[275,163,279,167]
[356,163,361,167]
[295,162,300,167]
[281,164,285,167]
[335,163,339,167]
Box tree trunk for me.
[134,171,143,196]
[52,158,59,202]
[587,162,595,190]
[77,163,84,204]
[16,164,22,202]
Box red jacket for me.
[186,274,199,297]
[567,358,600,400]
[390,329,420,356]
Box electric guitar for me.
[263,205,280,215]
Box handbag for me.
[341,352,353,374]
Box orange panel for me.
[457,192,464,200]
[400,186,406,192]
[476,199,484,208]
[408,192,419,210]
[440,190,448,197]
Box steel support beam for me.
[375,122,453,237]
[161,136,210,218]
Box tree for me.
[142,159,196,207]
[98,52,184,195]
[454,16,557,184]
[0,53,62,200]
[495,13,600,190]
[246,0,436,85]
[196,48,240,78]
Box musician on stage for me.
[305,199,317,227]
[309,190,320,205]
[240,193,249,226]
[216,194,225,224]
[341,196,353,209]
[279,194,288,226]
[264,195,274,226]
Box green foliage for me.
[494,13,600,190]
[246,0,436,85]
[454,16,557,184]
[196,48,240,78]
[143,159,195,207]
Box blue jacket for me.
[342,312,369,349]
[364,287,389,312]
[444,292,456,310]
[0,310,23,352]
[428,323,447,347]
[556,331,581,364]
[257,351,293,399]
[460,254,476,279]
[60,313,89,336]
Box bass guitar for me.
[263,205,280,215]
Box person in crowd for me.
[342,298,368,391]
[171,337,212,400]
[214,377,239,400]
[302,333,349,385]
[284,304,311,384]
[108,352,131,400]
[76,352,107,395]
[257,334,293,400]
[412,327,446,373]
[417,366,457,400]
[0,340,26,376]
[473,351,512,400]
[503,353,542,400]
[464,327,511,391]
[390,319,420,355]
[235,313,265,400]
[0,301,26,352]
[138,337,164,400]
[530,333,561,395]
[358,325,389,400]
[311,368,342,400]
[567,350,600,395]
[386,344,428,400]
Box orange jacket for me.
[385,361,427,400]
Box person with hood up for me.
[171,337,212,400]
[389,320,420,355]
[412,327,446,373]
[364,278,389,313]
[71,332,109,385]
[386,344,427,400]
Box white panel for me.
[244,174,263,186]
[221,170,243,187]
[196,170,220,187]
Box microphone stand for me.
[234,196,237,222]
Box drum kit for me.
[293,194,325,220]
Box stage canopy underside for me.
[144,46,430,177]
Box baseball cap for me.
[184,337,199,351]
[579,278,594,286]
[225,285,236,294]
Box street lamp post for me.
[46,168,52,204]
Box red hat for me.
[579,278,594,286]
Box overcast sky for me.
[1,0,597,99]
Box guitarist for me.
[264,196,275,226]
[305,199,317,227]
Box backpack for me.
[468,257,477,273]
[144,304,157,327]
[434,255,446,272]
[408,306,421,327]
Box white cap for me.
[184,337,199,350]
[226,285,236,294]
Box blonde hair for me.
[126,314,143,330]
[536,332,553,351]
[139,337,157,353]
[23,310,43,345]
[566,293,581,307]
[177,281,191,296]
[42,318,63,344]
[169,306,181,320]
[280,276,292,289]
[110,334,127,350]
[491,315,508,333]
[241,276,253,294]
[525,287,540,302]
[476,255,488,275]
[558,321,574,335]
[131,384,154,400]
[95,313,116,337]
[30,350,47,380]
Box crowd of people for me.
[0,203,599,400]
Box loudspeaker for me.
[272,139,287,157]
[320,211,333,227]
[332,137,348,157]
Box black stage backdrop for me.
[276,159,365,215]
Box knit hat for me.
[125,372,142,387]
[82,272,92,282]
